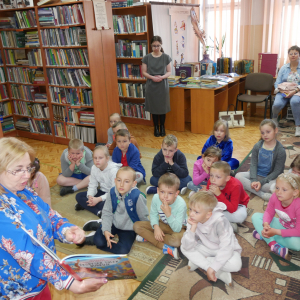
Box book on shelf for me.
[53,120,66,137]
[111,0,127,8]
[118,82,145,98]
[113,15,147,34]
[37,0,60,6]
[0,66,6,82]
[78,110,95,125]
[66,124,95,143]
[117,63,144,79]
[119,101,150,120]
[11,84,45,102]
[15,117,30,131]
[0,0,34,10]
[0,84,8,100]
[14,10,37,28]
[1,31,26,48]
[1,116,15,132]
[47,68,90,87]
[115,39,147,58]
[0,101,12,116]
[258,53,278,77]
[7,67,44,84]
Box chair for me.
[235,73,274,119]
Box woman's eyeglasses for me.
[7,167,36,176]
[152,45,161,48]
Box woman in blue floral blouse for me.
[0,137,107,299]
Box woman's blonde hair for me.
[277,173,300,194]
[0,138,35,194]
[212,120,230,142]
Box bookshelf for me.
[0,0,119,147]
[113,3,153,125]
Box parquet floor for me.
[17,107,267,299]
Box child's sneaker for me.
[136,235,147,242]
[188,260,198,271]
[162,244,179,260]
[60,186,74,196]
[216,270,233,286]
[76,232,95,247]
[188,191,196,199]
[271,243,289,259]
[83,219,102,231]
[252,230,263,240]
[146,186,157,195]
[181,187,188,195]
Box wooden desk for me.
[166,75,247,135]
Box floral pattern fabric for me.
[0,186,74,299]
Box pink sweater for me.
[263,194,300,237]
[192,158,210,185]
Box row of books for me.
[53,105,94,125]
[1,116,15,133]
[0,0,34,10]
[116,63,144,79]
[118,82,145,98]
[16,118,52,135]
[66,124,95,143]
[0,84,8,100]
[1,31,26,48]
[38,5,85,27]
[11,84,47,102]
[0,11,36,29]
[0,67,6,82]
[112,0,141,8]
[119,101,150,120]
[7,67,45,84]
[13,100,49,118]
[4,49,42,66]
[49,86,93,106]
[115,40,147,58]
[44,48,89,67]
[233,60,254,75]
[113,15,147,34]
[40,28,87,47]
[0,101,12,116]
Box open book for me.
[22,227,136,281]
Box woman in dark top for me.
[142,36,172,137]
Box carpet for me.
[52,146,198,281]
[128,127,300,299]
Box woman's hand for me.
[65,226,86,244]
[286,90,297,98]
[152,76,163,83]
[69,277,108,294]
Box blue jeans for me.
[93,224,136,254]
[272,93,300,126]
[252,212,300,251]
[150,175,192,190]
[187,181,207,192]
[75,189,106,216]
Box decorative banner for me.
[169,7,190,66]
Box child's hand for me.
[187,217,198,232]
[68,154,75,165]
[160,199,171,217]
[65,226,85,244]
[251,181,261,192]
[104,231,117,249]
[87,196,102,206]
[154,225,165,242]
[262,227,281,238]
[206,267,217,282]
[208,185,221,196]
[262,222,271,238]
[75,154,83,166]
[202,163,209,174]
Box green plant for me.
[209,33,226,56]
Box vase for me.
[200,54,217,75]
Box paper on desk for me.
[92,0,109,30]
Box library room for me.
[0,0,299,299]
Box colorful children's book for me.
[21,226,136,281]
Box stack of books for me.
[168,75,180,86]
[0,17,16,29]
[79,111,95,125]
[15,118,30,131]
[1,117,15,133]
[32,69,45,84]
[35,92,47,102]
[25,31,39,47]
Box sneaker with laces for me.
[74,203,85,211]
[189,191,196,199]
[83,219,102,231]
[181,187,188,195]
[60,186,74,196]
[76,232,95,247]
[252,230,263,240]
[136,235,147,242]
[162,244,179,260]
[271,243,289,259]
[146,186,157,195]
[295,127,300,137]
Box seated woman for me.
[0,137,107,299]
[272,45,300,137]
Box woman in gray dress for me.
[142,36,172,137]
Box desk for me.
[166,76,246,135]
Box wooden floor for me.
[19,107,266,299]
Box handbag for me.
[219,104,245,128]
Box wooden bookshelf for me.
[113,3,153,126]
[0,0,119,146]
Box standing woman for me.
[142,36,172,137]
[272,45,300,136]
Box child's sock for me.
[72,185,78,192]
[136,235,147,242]
[188,260,198,271]
[215,270,233,286]
[269,242,289,259]
[252,230,263,240]
[162,244,179,259]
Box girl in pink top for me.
[187,147,222,199]
[252,173,300,259]
[28,158,52,207]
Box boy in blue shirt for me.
[134,173,187,259]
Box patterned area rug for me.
[128,127,300,299]
[51,147,198,281]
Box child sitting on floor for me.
[236,119,286,202]
[106,113,121,147]
[181,191,242,286]
[28,157,51,207]
[252,173,300,259]
[57,139,93,196]
[207,161,250,232]
[201,120,239,170]
[187,147,222,199]
[112,129,145,184]
[146,134,192,195]
[79,167,149,254]
[134,173,187,260]
[75,145,122,217]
